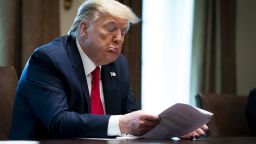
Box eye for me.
[106,23,117,32]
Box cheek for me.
[97,30,111,41]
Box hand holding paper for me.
[141,103,213,139]
[181,124,208,139]
[119,110,160,136]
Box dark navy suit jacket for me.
[245,88,256,136]
[9,35,137,139]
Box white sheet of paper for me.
[141,103,213,139]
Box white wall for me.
[236,0,256,95]
[142,0,194,114]
[59,0,83,36]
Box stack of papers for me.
[141,103,213,139]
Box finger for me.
[138,116,160,128]
[192,131,199,136]
[191,131,200,139]
[201,124,208,131]
[195,128,205,135]
[130,123,156,136]
[181,132,194,139]
[185,134,197,140]
[141,121,159,128]
[131,118,157,129]
[142,114,160,121]
[181,135,190,139]
[135,119,159,130]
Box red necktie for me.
[90,67,104,114]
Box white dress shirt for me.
[76,39,121,136]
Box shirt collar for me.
[76,38,100,77]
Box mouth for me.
[108,47,120,54]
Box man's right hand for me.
[119,110,160,136]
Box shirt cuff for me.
[107,115,122,136]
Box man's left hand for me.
[181,124,208,140]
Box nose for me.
[113,30,124,44]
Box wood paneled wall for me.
[119,0,142,108]
[22,0,60,68]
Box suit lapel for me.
[101,63,121,114]
[66,36,90,112]
[65,36,122,114]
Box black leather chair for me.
[196,93,250,137]
[0,66,18,140]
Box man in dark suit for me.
[245,88,256,136]
[9,0,160,139]
[9,0,207,140]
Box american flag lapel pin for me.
[110,72,116,77]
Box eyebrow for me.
[105,21,129,32]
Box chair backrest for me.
[196,93,250,137]
[0,66,18,140]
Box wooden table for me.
[2,137,256,144]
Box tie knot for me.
[92,67,100,78]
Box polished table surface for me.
[2,137,256,144]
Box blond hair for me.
[68,0,140,36]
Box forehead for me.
[94,15,129,27]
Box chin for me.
[104,57,118,65]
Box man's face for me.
[78,15,129,66]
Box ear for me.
[78,21,88,38]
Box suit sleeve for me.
[21,48,110,138]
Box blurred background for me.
[0,0,256,114]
